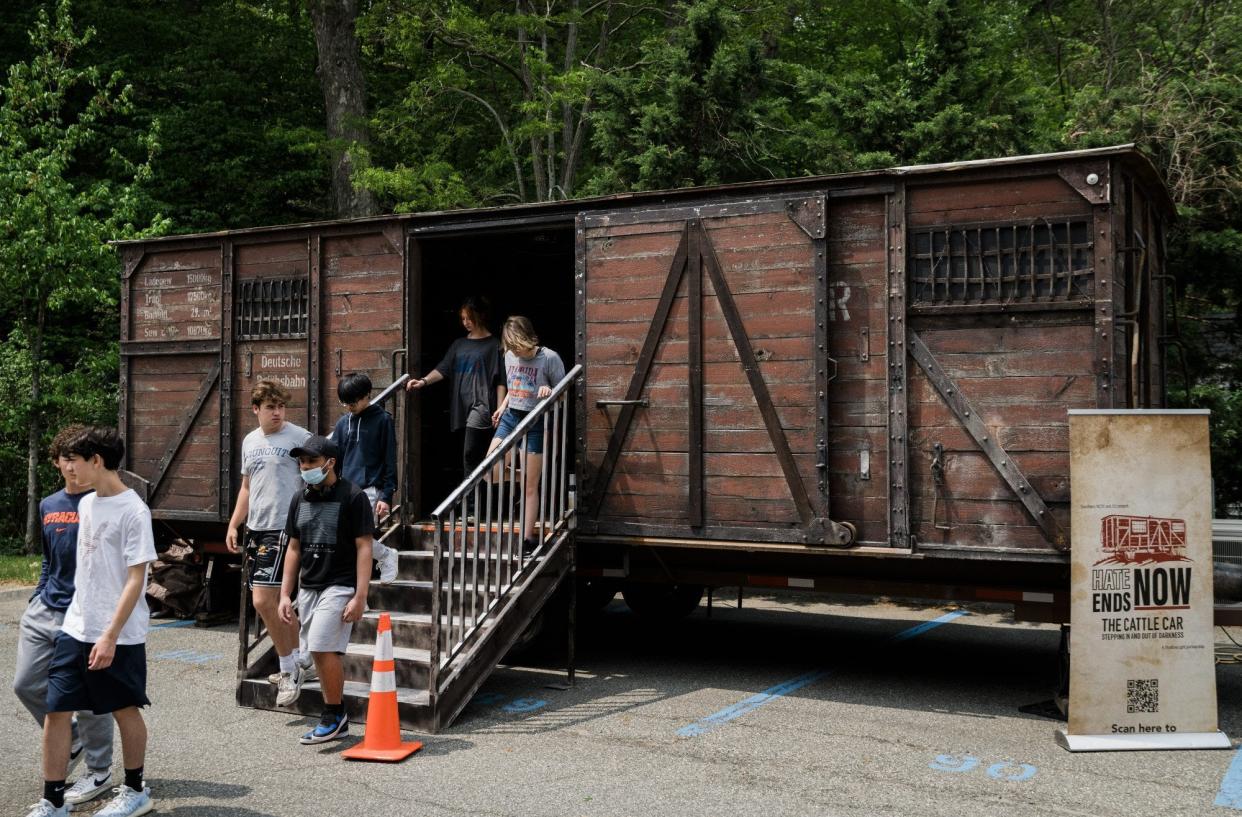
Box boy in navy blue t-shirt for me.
[13,426,115,809]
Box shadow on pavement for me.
[447,593,1073,736]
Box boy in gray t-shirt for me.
[225,380,311,706]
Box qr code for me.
[1127,678,1159,713]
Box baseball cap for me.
[289,434,340,460]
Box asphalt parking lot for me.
[3,584,1242,817]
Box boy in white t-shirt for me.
[225,380,311,706]
[28,427,156,817]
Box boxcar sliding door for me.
[576,197,853,546]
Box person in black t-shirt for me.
[407,295,506,500]
[276,435,373,745]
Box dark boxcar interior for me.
[414,227,577,511]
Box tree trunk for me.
[516,6,548,202]
[24,299,45,555]
[307,0,378,218]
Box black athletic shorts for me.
[245,529,288,588]
[46,632,149,715]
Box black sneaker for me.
[300,711,349,744]
[521,537,539,558]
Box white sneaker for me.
[275,665,305,706]
[96,785,153,817]
[66,739,84,777]
[378,546,399,584]
[272,657,317,685]
[24,800,68,817]
[66,769,113,805]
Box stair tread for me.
[402,549,528,559]
[374,578,528,593]
[360,610,489,627]
[238,677,430,707]
[346,641,430,662]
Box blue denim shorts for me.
[493,408,545,454]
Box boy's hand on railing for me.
[376,500,390,521]
[537,385,552,399]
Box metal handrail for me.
[428,364,581,702]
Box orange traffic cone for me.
[342,612,423,762]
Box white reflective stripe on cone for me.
[376,630,393,662]
[371,670,397,694]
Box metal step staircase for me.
[235,365,582,733]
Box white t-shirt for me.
[61,489,158,645]
[242,422,310,531]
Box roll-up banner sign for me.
[1059,409,1229,751]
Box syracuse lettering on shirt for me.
[43,511,80,525]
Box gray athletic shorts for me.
[297,585,359,654]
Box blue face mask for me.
[300,462,330,485]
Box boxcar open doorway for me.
[413,226,578,515]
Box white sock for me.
[278,653,296,674]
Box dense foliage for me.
[1,0,1239,549]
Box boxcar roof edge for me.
[111,144,1171,248]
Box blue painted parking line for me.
[677,669,829,737]
[987,761,1037,782]
[151,619,196,629]
[502,698,548,714]
[678,610,970,738]
[472,692,506,706]
[929,755,1037,781]
[1215,747,1242,809]
[929,754,979,773]
[891,610,970,641]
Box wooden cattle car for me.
[114,145,1189,730]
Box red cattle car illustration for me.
[1100,515,1188,563]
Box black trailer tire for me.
[621,582,705,620]
[577,578,619,613]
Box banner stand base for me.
[1057,728,1231,752]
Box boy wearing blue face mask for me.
[276,435,373,744]
[226,380,311,707]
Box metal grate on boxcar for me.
[235,277,309,340]
[908,218,1093,307]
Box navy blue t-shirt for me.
[35,488,92,611]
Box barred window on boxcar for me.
[235,278,310,340]
[908,219,1093,307]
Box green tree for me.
[360,0,663,206]
[588,0,782,191]
[0,0,165,551]
[1048,0,1242,512]
[72,0,332,232]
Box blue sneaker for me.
[300,711,349,744]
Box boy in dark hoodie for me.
[333,373,399,583]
